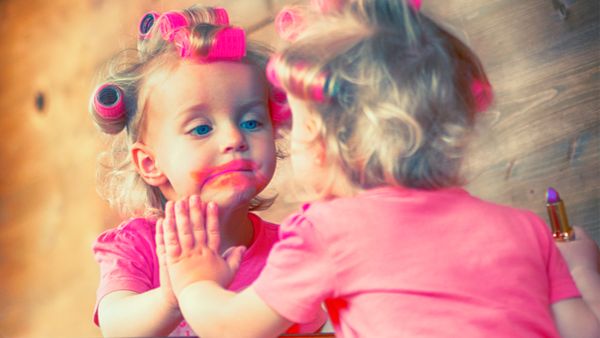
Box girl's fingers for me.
[189,195,206,246]
[206,202,221,252]
[155,218,166,259]
[163,201,181,256]
[174,199,194,250]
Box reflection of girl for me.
[159,1,598,337]
[89,5,325,336]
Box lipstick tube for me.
[545,187,573,241]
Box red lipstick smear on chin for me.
[192,159,258,189]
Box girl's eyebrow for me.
[177,103,209,122]
[177,98,266,123]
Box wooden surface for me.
[0,0,597,336]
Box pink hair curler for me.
[94,83,126,120]
[289,61,330,103]
[266,55,330,103]
[275,7,306,42]
[471,78,493,113]
[158,11,189,41]
[269,87,292,125]
[309,71,329,103]
[205,27,246,61]
[212,7,230,25]
[138,11,159,40]
[172,28,192,57]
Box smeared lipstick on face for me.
[191,159,259,190]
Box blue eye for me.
[240,120,261,130]
[191,124,213,136]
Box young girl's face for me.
[140,61,277,207]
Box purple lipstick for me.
[545,187,573,241]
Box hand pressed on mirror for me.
[155,218,179,309]
[158,196,246,297]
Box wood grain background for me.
[0,0,597,336]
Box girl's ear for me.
[131,142,168,187]
[305,114,327,167]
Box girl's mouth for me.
[193,159,258,188]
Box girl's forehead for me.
[145,61,267,118]
[157,61,262,95]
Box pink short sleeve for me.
[92,218,158,325]
[253,211,333,324]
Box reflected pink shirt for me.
[253,187,580,338]
[93,213,326,336]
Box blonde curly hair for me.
[271,0,492,192]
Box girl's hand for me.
[556,226,600,274]
[155,217,179,310]
[161,195,246,297]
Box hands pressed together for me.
[155,195,246,302]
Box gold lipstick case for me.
[546,198,573,241]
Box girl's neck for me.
[216,203,254,255]
[325,164,363,198]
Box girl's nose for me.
[222,125,249,153]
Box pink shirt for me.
[253,187,581,338]
[93,213,325,336]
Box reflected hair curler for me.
[174,26,246,60]
[205,27,246,61]
[138,11,159,40]
[275,7,306,42]
[93,83,126,120]
[212,7,230,25]
[158,11,189,41]
[266,54,334,103]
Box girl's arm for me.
[178,281,292,337]
[552,297,599,338]
[160,196,293,337]
[551,226,600,337]
[97,288,182,337]
[96,217,183,337]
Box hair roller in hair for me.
[138,11,159,39]
[267,55,331,103]
[311,0,345,13]
[471,78,493,113]
[158,11,189,41]
[205,27,246,61]
[308,70,329,103]
[269,87,291,126]
[212,7,230,25]
[275,7,306,42]
[94,83,126,120]
[172,28,192,57]
[289,61,330,103]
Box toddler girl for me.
[158,1,599,337]
[89,5,325,336]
